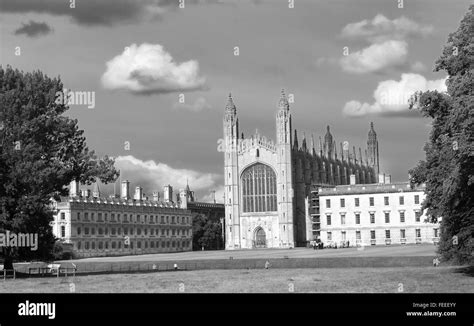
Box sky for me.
[1,0,471,202]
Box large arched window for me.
[241,163,277,213]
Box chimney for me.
[121,180,130,200]
[69,180,80,197]
[350,174,356,185]
[81,189,91,198]
[384,174,391,184]
[164,185,173,203]
[378,173,385,184]
[134,186,143,200]
[152,191,160,202]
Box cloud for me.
[340,40,408,74]
[101,43,207,95]
[115,155,221,198]
[14,20,52,37]
[341,14,434,43]
[343,73,447,117]
[0,0,172,26]
[173,97,212,112]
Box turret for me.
[367,122,380,175]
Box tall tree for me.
[0,66,119,267]
[192,213,224,250]
[409,5,473,264]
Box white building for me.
[314,179,440,247]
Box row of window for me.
[75,226,191,237]
[77,240,191,250]
[62,212,190,224]
[326,211,423,225]
[326,194,420,208]
[327,228,438,241]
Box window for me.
[340,214,346,225]
[369,197,374,206]
[91,228,95,235]
[355,198,359,207]
[137,241,141,249]
[172,216,175,224]
[384,212,390,223]
[91,213,95,221]
[340,198,345,208]
[61,226,66,238]
[370,213,375,224]
[98,213,102,221]
[85,227,89,235]
[399,196,404,205]
[77,212,81,221]
[355,213,360,225]
[104,213,108,221]
[414,195,420,204]
[400,229,406,239]
[326,214,331,226]
[434,228,439,237]
[400,211,405,223]
[370,230,376,240]
[341,231,346,241]
[385,230,391,239]
[77,242,81,250]
[415,211,422,222]
[241,163,277,213]
[161,216,165,224]
[98,228,103,235]
[85,212,89,220]
[91,242,95,250]
[384,196,389,205]
[99,242,103,250]
[77,227,81,235]
[124,227,128,235]
[326,199,331,208]
[85,242,89,250]
[416,228,421,238]
[327,232,332,241]
[356,231,361,240]
[61,212,65,220]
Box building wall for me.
[317,183,440,246]
[52,198,193,258]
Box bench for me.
[0,264,16,280]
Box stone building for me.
[51,180,193,258]
[223,90,380,249]
[315,180,440,246]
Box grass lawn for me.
[1,266,472,293]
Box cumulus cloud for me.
[115,155,221,197]
[101,43,207,95]
[343,73,447,117]
[340,40,408,74]
[341,14,434,43]
[173,97,212,112]
[14,20,52,37]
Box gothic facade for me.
[223,90,381,249]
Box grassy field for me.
[1,266,472,293]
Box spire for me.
[340,142,344,161]
[225,92,236,114]
[319,136,323,156]
[353,146,357,164]
[311,134,315,155]
[324,125,334,158]
[359,147,363,164]
[294,129,299,149]
[278,88,290,111]
[302,132,307,151]
[365,149,368,166]
[334,141,338,160]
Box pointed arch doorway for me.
[254,227,267,248]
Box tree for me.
[192,213,224,250]
[409,5,473,265]
[0,66,119,268]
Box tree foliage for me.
[192,213,224,251]
[409,5,473,264]
[0,66,119,266]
